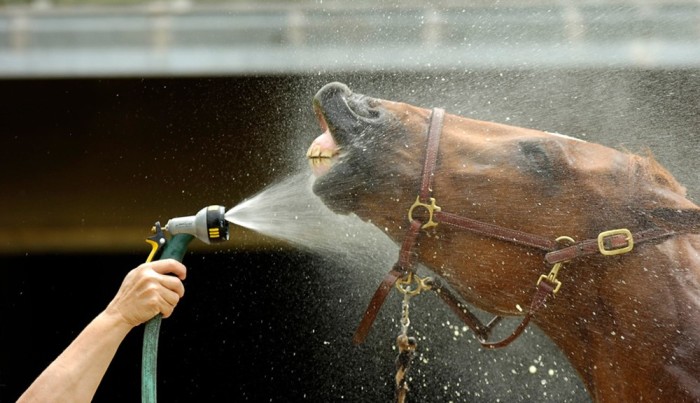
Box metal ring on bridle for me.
[396,273,433,296]
[408,195,441,229]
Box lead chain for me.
[395,292,417,403]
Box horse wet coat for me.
[306,82,700,402]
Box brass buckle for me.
[597,228,634,256]
[536,236,575,294]
[407,196,441,229]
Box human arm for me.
[17,258,186,403]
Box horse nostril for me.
[315,82,351,103]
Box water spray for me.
[141,205,230,403]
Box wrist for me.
[97,309,136,334]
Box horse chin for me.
[310,149,377,215]
[311,173,358,215]
[308,157,336,177]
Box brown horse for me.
[306,82,700,402]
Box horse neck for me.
[534,235,700,401]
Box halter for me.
[353,107,680,348]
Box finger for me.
[158,273,185,298]
[159,287,181,311]
[160,301,175,319]
[158,287,185,319]
[151,259,187,280]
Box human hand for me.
[105,259,187,328]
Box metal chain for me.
[394,273,432,403]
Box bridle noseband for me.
[353,107,680,348]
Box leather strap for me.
[545,227,676,264]
[435,210,678,264]
[353,108,444,345]
[419,108,444,200]
[481,280,555,349]
[352,268,403,345]
[429,276,503,340]
[353,219,423,344]
[434,211,558,251]
[428,257,556,349]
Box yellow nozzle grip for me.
[145,238,160,263]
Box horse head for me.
[306,81,700,401]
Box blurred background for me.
[1,1,698,402]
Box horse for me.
[305,82,700,402]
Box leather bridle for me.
[352,107,680,348]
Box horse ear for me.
[648,207,700,232]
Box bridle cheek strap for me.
[352,219,422,345]
[352,108,446,345]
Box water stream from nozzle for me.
[224,172,397,264]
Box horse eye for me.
[519,141,553,177]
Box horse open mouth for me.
[306,94,341,177]
[306,82,382,180]
[306,111,339,177]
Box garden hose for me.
[140,206,230,403]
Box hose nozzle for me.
[163,205,230,244]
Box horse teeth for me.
[309,157,331,166]
[306,144,319,157]
[306,144,336,159]
[306,145,325,158]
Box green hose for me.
[141,233,194,403]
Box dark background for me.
[1,71,698,402]
[2,251,594,402]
